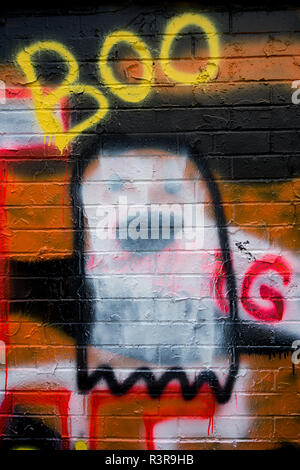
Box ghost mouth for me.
[77,360,238,405]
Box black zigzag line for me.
[77,360,238,404]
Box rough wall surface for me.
[0,1,299,450]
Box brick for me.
[0,4,299,451]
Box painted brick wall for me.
[0,1,299,450]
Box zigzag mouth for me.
[78,361,238,404]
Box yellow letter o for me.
[99,31,153,103]
[161,13,220,84]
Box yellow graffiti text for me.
[15,13,220,148]
[16,41,109,153]
[99,31,153,103]
[161,13,220,84]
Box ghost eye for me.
[164,181,181,194]
[107,180,125,192]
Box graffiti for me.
[213,253,292,322]
[241,255,291,322]
[160,13,219,84]
[99,31,153,102]
[0,3,300,450]
[15,12,220,151]
[16,42,109,153]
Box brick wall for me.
[0,1,299,450]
